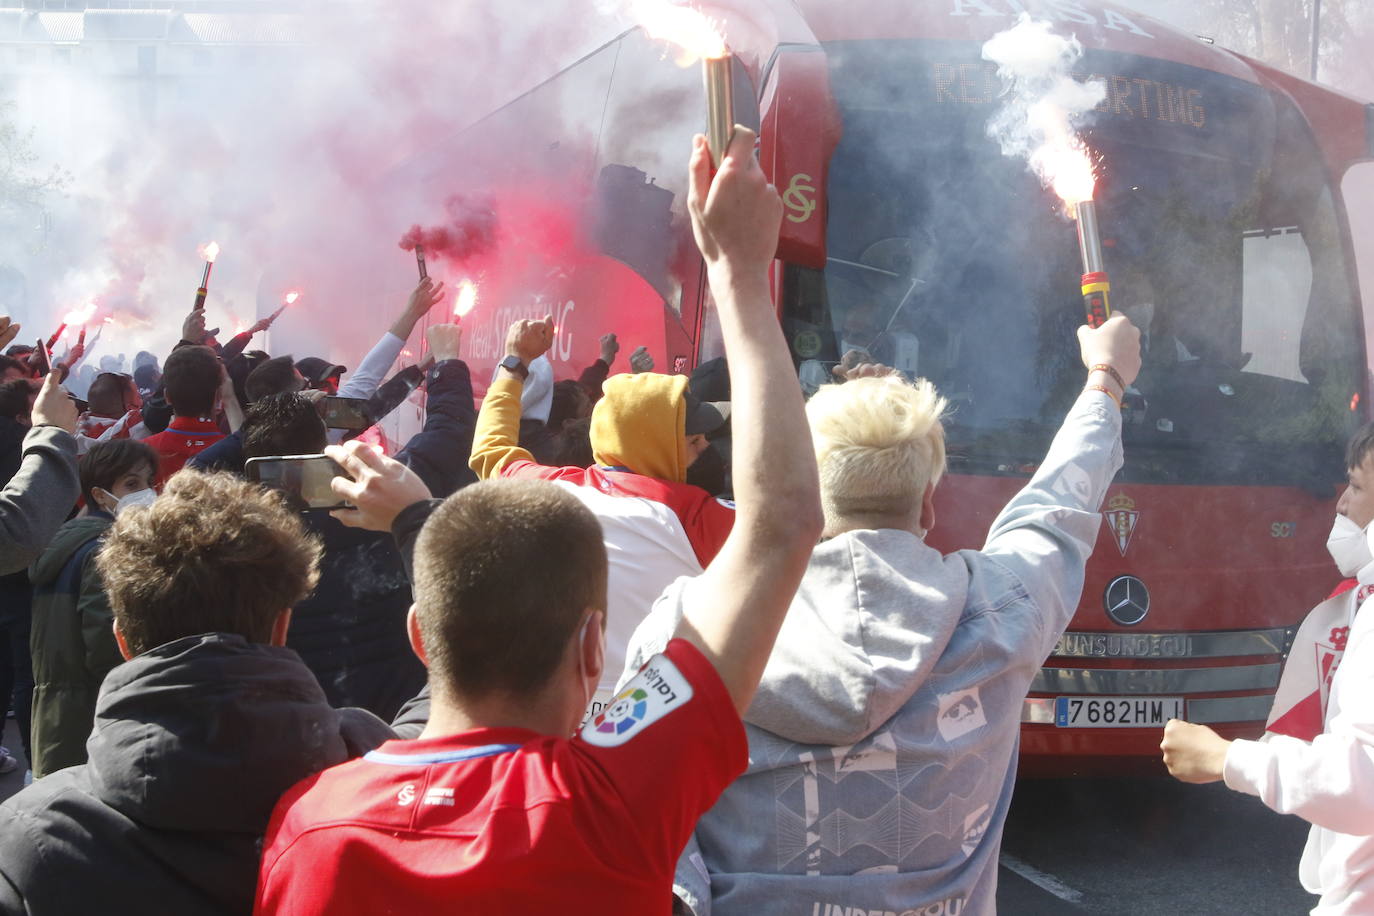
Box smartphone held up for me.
[245,454,352,511]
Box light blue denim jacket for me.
[621,388,1124,916]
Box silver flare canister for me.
[1075,199,1105,276]
[703,54,735,168]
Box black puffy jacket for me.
[0,633,392,916]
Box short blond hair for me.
[806,376,948,526]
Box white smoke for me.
[3,0,612,366]
[982,14,1106,204]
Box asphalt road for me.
[0,717,1323,913]
[998,774,1317,914]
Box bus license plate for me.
[1054,696,1184,728]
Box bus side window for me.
[1343,161,1374,371]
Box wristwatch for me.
[499,355,529,380]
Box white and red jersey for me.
[75,410,149,455]
[1266,579,1359,742]
[254,639,746,916]
[499,458,735,713]
[1228,586,1374,913]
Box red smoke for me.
[398,194,498,262]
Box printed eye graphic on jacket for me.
[936,688,988,742]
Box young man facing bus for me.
[1162,424,1374,915]
[622,315,1140,915]
[252,128,824,914]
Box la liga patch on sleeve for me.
[581,655,695,747]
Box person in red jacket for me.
[140,346,228,486]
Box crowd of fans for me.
[0,127,1363,916]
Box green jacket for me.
[28,513,124,779]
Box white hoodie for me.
[1224,552,1374,915]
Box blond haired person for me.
[623,316,1140,916]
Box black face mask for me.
[686,438,728,497]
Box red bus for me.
[402,0,1374,770]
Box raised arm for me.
[0,373,80,574]
[394,323,478,498]
[576,332,618,400]
[977,315,1139,656]
[669,129,823,714]
[338,279,447,400]
[467,317,552,480]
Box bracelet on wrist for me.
[1085,383,1122,409]
[1089,364,1126,392]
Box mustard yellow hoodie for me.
[468,372,689,483]
[591,373,690,483]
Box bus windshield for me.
[782,39,1363,490]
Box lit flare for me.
[62,302,97,326]
[1038,142,1097,207]
[195,241,220,309]
[630,0,727,63]
[454,279,478,319]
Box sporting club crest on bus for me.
[1104,493,1140,556]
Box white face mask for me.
[97,487,156,517]
[1326,514,1372,576]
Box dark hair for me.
[80,439,158,509]
[0,378,35,419]
[0,354,28,378]
[162,346,221,418]
[241,392,327,459]
[551,416,594,469]
[547,379,592,432]
[96,471,322,655]
[1348,422,1374,471]
[132,364,160,395]
[413,479,607,701]
[87,372,134,418]
[244,355,300,404]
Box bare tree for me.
[1130,0,1372,93]
[0,99,69,254]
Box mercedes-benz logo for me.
[1104,575,1150,626]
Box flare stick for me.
[194,258,214,311]
[1075,200,1111,329]
[703,54,735,168]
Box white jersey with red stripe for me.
[499,459,735,714]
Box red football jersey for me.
[254,639,746,915]
[142,416,225,486]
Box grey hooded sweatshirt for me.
[621,388,1122,916]
[0,425,79,575]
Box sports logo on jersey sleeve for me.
[580,655,694,747]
